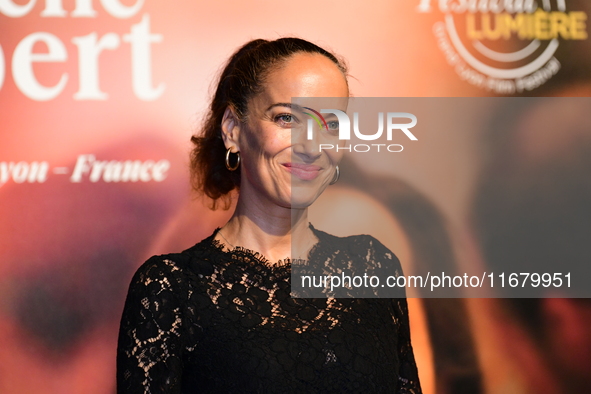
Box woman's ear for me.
[221,107,241,151]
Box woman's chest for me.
[180,287,401,392]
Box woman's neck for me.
[217,197,316,264]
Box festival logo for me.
[417,0,588,94]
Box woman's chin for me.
[289,188,325,210]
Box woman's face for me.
[225,52,349,210]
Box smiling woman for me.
[221,53,348,217]
[116,38,422,393]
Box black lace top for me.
[117,227,422,393]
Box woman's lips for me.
[282,163,322,181]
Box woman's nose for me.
[292,119,322,161]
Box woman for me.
[117,38,422,393]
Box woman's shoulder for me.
[128,232,220,292]
[311,224,399,262]
[131,252,189,281]
[124,254,190,303]
[302,225,405,298]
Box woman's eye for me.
[326,120,339,130]
[275,114,294,126]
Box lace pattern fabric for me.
[117,227,422,393]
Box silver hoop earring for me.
[225,148,240,171]
[330,165,340,185]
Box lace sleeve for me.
[370,236,422,393]
[117,256,185,394]
[393,297,423,394]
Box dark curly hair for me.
[190,37,348,209]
